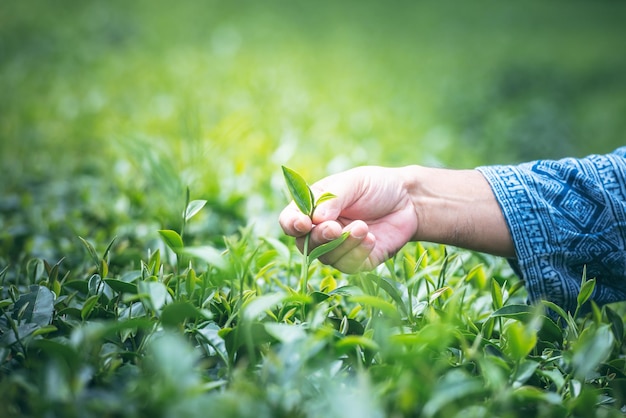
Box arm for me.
[279,165,515,273]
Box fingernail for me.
[352,229,366,239]
[294,220,306,233]
[322,227,333,240]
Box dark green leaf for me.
[81,294,99,320]
[490,304,533,321]
[281,166,313,216]
[13,285,54,326]
[104,279,138,294]
[605,305,624,342]
[161,301,207,328]
[376,276,408,315]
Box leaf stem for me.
[301,233,310,294]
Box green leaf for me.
[138,281,171,313]
[349,294,400,319]
[504,321,537,361]
[242,293,285,321]
[13,285,54,326]
[104,279,138,295]
[183,199,207,221]
[376,277,408,316]
[314,191,336,207]
[422,370,485,417]
[335,335,380,354]
[577,276,596,308]
[491,304,534,321]
[79,236,100,268]
[179,246,228,270]
[605,305,624,342]
[161,301,208,327]
[308,231,350,261]
[570,324,614,380]
[158,229,184,251]
[491,279,503,310]
[81,294,99,320]
[264,322,307,344]
[281,166,313,216]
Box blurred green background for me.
[2,0,626,264]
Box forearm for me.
[401,165,515,258]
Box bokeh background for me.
[2,0,626,264]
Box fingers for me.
[296,220,377,274]
[279,202,313,237]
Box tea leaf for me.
[161,301,207,327]
[183,199,207,221]
[314,191,336,207]
[570,324,614,380]
[308,231,350,261]
[158,229,184,251]
[577,277,596,308]
[491,304,534,321]
[13,285,54,326]
[281,166,313,216]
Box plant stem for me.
[301,233,310,294]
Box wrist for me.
[399,165,514,257]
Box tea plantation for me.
[2,1,626,417]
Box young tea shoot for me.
[281,166,349,293]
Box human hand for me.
[278,166,418,273]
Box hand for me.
[279,166,418,273]
[279,164,515,273]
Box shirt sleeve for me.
[476,147,626,313]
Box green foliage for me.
[3,199,626,417]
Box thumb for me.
[311,196,343,224]
[309,167,365,224]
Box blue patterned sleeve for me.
[476,147,626,313]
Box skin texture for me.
[279,165,515,273]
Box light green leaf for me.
[335,335,380,353]
[242,293,285,321]
[349,294,400,319]
[183,199,207,221]
[577,277,596,308]
[138,281,171,313]
[314,191,336,207]
[264,322,307,344]
[179,245,227,270]
[570,324,614,380]
[504,320,537,361]
[158,229,184,251]
[281,166,313,216]
[308,231,350,261]
[491,279,503,310]
[79,236,100,268]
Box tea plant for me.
[281,166,349,294]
